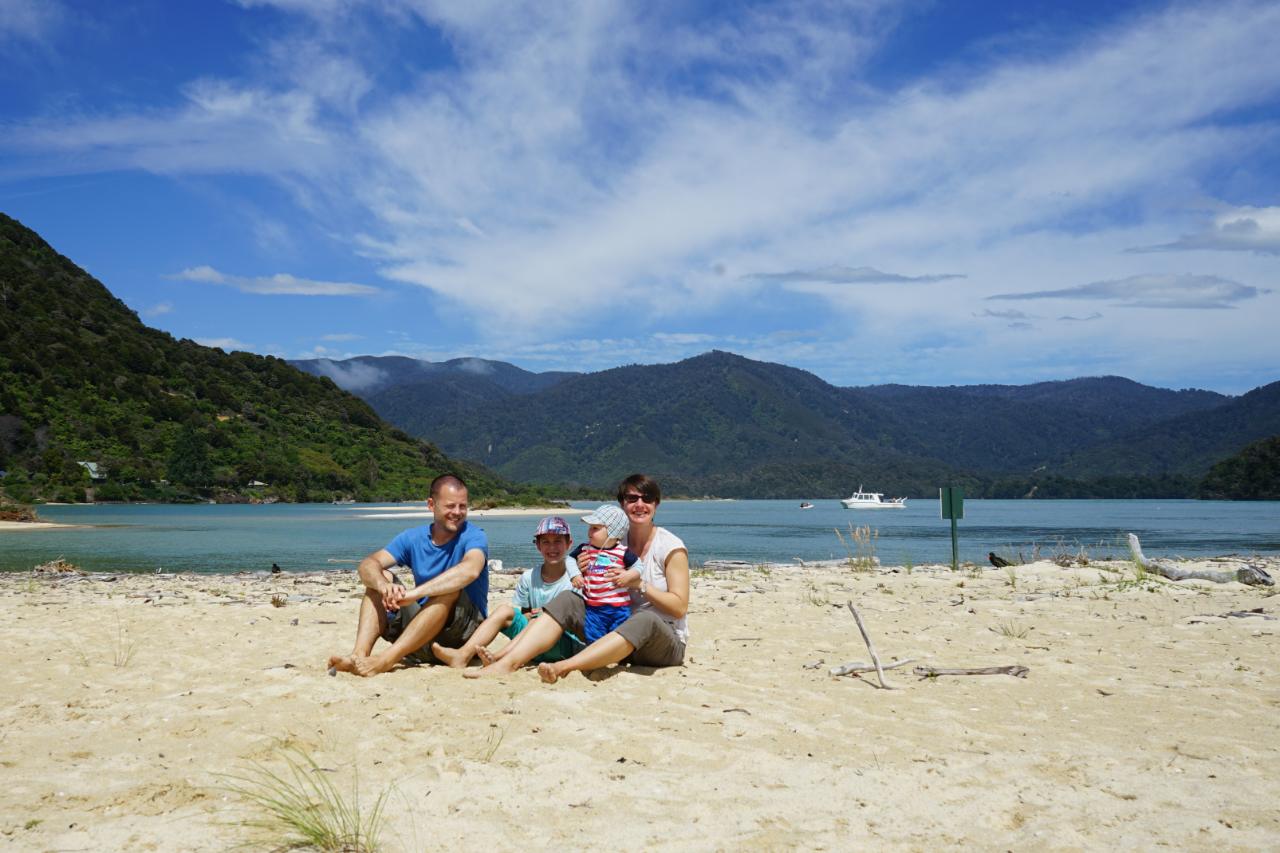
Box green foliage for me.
[1198,434,1280,499]
[0,213,552,505]
[221,747,390,852]
[333,351,1263,498]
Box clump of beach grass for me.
[220,747,391,852]
[993,621,1032,639]
[834,524,878,572]
[112,612,137,668]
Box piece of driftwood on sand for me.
[845,601,895,689]
[828,658,916,677]
[1128,533,1274,586]
[913,665,1030,679]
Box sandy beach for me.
[1,556,1277,850]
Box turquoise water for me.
[2,499,1277,575]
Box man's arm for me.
[400,547,486,601]
[357,549,405,609]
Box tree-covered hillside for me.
[1052,381,1280,478]
[330,348,1246,498]
[0,213,553,504]
[1198,435,1280,500]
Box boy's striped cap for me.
[533,515,571,539]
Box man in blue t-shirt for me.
[327,473,489,677]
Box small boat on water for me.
[799,502,814,510]
[840,486,907,509]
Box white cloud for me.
[0,0,63,44]
[4,1,1280,389]
[142,301,174,318]
[171,265,379,296]
[195,337,251,351]
[989,273,1268,309]
[1129,205,1280,255]
[321,332,363,342]
[308,358,388,391]
[747,266,965,285]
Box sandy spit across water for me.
[0,557,1277,850]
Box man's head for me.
[427,473,469,538]
[582,504,629,548]
[533,515,572,563]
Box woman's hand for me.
[604,567,641,589]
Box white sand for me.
[0,557,1276,850]
[0,521,70,531]
[358,506,590,519]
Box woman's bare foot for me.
[463,659,520,679]
[537,662,564,684]
[475,646,495,666]
[351,654,395,677]
[430,642,474,669]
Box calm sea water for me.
[2,499,1277,575]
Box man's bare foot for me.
[351,654,396,677]
[430,642,474,669]
[537,662,563,684]
[327,654,356,674]
[475,646,495,666]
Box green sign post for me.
[940,486,964,571]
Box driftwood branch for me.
[1128,534,1273,586]
[828,658,916,677]
[846,601,895,689]
[914,665,1029,679]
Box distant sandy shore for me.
[0,520,70,532]
[1,556,1276,849]
[359,506,590,518]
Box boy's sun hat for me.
[533,515,571,540]
[582,504,629,541]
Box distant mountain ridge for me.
[302,351,1267,497]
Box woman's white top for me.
[629,526,688,644]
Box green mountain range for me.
[294,352,1277,499]
[0,213,554,505]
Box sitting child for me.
[571,504,640,644]
[431,515,582,668]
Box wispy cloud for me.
[142,301,174,318]
[0,0,64,45]
[172,265,379,296]
[974,308,1035,320]
[195,336,251,351]
[1058,312,1102,322]
[4,1,1280,391]
[988,274,1269,309]
[1128,205,1280,255]
[746,265,964,285]
[320,332,363,342]
[307,358,387,392]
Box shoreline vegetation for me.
[1,555,1275,848]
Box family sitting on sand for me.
[326,473,690,683]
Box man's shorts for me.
[501,609,583,663]
[382,587,483,666]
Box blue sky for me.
[3,0,1279,394]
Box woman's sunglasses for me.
[621,493,655,505]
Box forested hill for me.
[0,213,547,504]
[319,348,1255,497]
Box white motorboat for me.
[840,486,907,509]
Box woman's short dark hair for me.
[616,473,661,506]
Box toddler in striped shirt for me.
[570,504,640,644]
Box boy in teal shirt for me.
[431,516,583,668]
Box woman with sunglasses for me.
[465,473,690,681]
